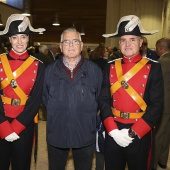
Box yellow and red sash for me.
[0,54,38,118]
[110,58,150,119]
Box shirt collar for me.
[123,53,142,63]
[9,48,29,60]
[63,55,81,71]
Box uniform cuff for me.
[104,117,118,133]
[131,118,151,138]
[0,120,13,139]
[11,119,26,135]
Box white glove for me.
[109,129,134,147]
[5,132,20,142]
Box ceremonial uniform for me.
[0,50,45,170]
[99,54,163,170]
[99,15,163,170]
[0,14,45,170]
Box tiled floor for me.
[30,121,170,170]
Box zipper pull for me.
[71,70,73,78]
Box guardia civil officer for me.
[0,14,45,170]
[99,15,164,170]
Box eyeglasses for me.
[61,39,81,46]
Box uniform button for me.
[143,75,147,79]
[0,68,3,72]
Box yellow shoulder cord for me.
[1,54,35,90]
[0,54,35,105]
[110,58,149,111]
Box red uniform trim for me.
[104,117,118,133]
[11,119,26,135]
[0,120,13,139]
[131,118,151,138]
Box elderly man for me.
[99,15,163,170]
[43,28,103,170]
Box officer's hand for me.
[109,129,133,147]
[5,132,20,142]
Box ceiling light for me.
[52,14,60,26]
[80,26,85,35]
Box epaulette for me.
[30,55,43,63]
[143,57,159,63]
[108,57,123,63]
[0,53,7,57]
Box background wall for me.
[105,0,165,49]
[0,2,21,25]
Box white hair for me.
[60,27,82,42]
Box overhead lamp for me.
[80,26,85,35]
[22,0,31,16]
[52,14,60,26]
[0,14,3,26]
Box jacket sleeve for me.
[98,63,118,133]
[131,62,164,138]
[42,63,54,109]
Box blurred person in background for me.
[35,44,52,67]
[140,36,159,60]
[107,46,121,61]
[91,43,108,72]
[152,38,170,170]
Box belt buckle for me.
[120,112,129,119]
[11,99,21,106]
[10,79,17,88]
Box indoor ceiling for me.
[29,0,107,44]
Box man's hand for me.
[5,132,20,142]
[109,129,134,147]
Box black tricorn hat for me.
[103,15,159,38]
[0,14,45,36]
